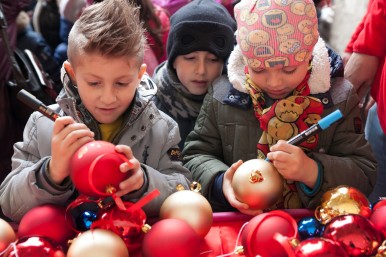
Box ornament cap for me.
[190,181,202,193]
[249,170,264,183]
[142,224,151,233]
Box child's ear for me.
[64,61,76,81]
[138,63,147,80]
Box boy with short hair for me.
[183,0,376,215]
[0,0,191,221]
[152,0,237,149]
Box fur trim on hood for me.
[227,37,331,95]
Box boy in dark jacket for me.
[183,0,376,215]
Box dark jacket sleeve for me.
[297,77,377,208]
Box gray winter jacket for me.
[0,73,192,221]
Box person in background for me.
[0,0,31,184]
[152,0,236,149]
[54,0,86,65]
[344,0,386,203]
[16,10,62,86]
[182,0,376,215]
[0,0,191,222]
[150,0,190,16]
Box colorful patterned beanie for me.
[234,0,319,68]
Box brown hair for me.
[68,0,146,65]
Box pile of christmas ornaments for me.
[1,144,386,257]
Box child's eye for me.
[283,68,297,74]
[209,58,220,63]
[88,82,100,86]
[183,56,195,61]
[116,82,129,87]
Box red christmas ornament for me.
[17,204,75,246]
[274,234,349,257]
[323,214,382,257]
[70,141,128,197]
[241,210,298,257]
[294,237,349,257]
[92,201,147,252]
[141,219,201,257]
[370,205,386,238]
[0,218,17,253]
[232,159,284,210]
[373,199,386,212]
[4,236,65,257]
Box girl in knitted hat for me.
[152,0,237,149]
[183,0,376,215]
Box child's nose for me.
[195,60,206,75]
[267,75,282,88]
[101,88,117,104]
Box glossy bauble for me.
[93,201,147,252]
[0,218,17,253]
[142,219,200,257]
[67,229,129,257]
[294,237,349,257]
[370,205,386,238]
[70,141,128,197]
[232,159,283,210]
[297,217,323,240]
[315,185,372,224]
[5,236,65,257]
[65,195,101,233]
[241,210,298,257]
[373,199,386,212]
[17,204,75,246]
[323,214,382,257]
[159,190,213,238]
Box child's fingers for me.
[52,116,75,134]
[115,145,134,159]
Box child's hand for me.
[49,116,94,184]
[223,160,263,216]
[114,145,144,197]
[267,140,318,188]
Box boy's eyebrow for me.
[82,73,134,80]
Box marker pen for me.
[265,109,343,161]
[17,89,61,121]
[287,109,343,146]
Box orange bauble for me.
[159,190,213,238]
[67,229,129,257]
[0,218,17,253]
[232,159,284,210]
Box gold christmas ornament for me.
[0,218,17,253]
[159,189,213,238]
[66,229,129,257]
[315,185,372,224]
[231,159,284,210]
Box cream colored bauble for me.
[159,190,213,238]
[67,229,129,257]
[0,218,17,253]
[232,159,284,210]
